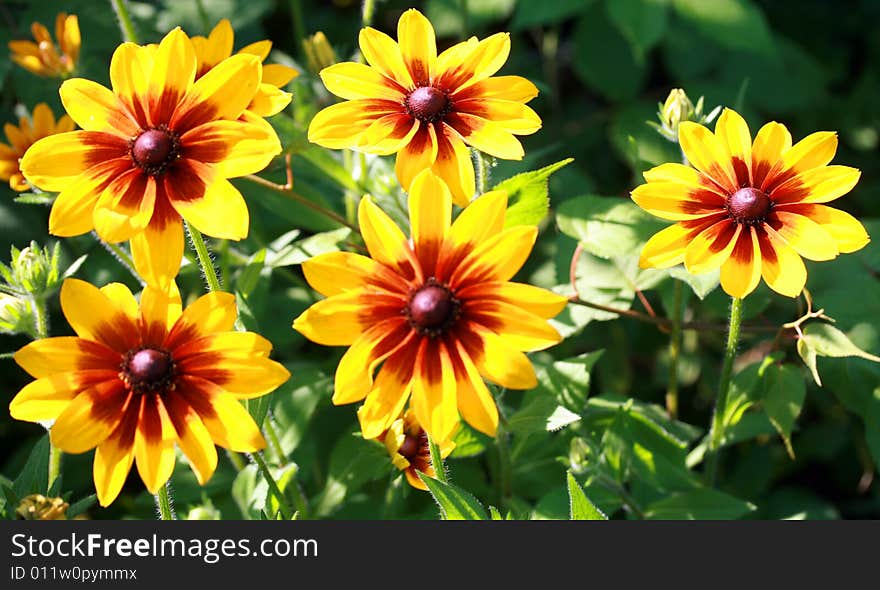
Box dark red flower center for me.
[727,187,772,225]
[406,280,460,336]
[122,347,175,394]
[398,431,427,460]
[130,125,180,176]
[405,86,450,123]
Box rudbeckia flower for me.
[0,103,74,191]
[19,28,282,290]
[9,278,290,507]
[293,170,566,442]
[308,8,541,206]
[376,409,454,490]
[191,18,298,121]
[8,13,80,78]
[633,108,870,299]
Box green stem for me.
[495,422,512,504]
[263,417,285,464]
[427,433,448,484]
[186,222,223,293]
[704,297,744,485]
[109,0,139,44]
[96,236,144,285]
[30,295,48,340]
[665,281,683,419]
[362,0,376,27]
[250,452,293,520]
[155,483,176,520]
[475,150,492,195]
[243,175,360,234]
[48,444,62,491]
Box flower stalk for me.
[155,483,176,520]
[109,0,139,44]
[186,222,223,293]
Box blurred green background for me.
[1,0,878,520]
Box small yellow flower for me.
[9,279,291,506]
[19,28,283,291]
[376,409,455,490]
[0,103,74,191]
[293,170,566,442]
[8,13,80,78]
[191,19,298,120]
[308,8,542,206]
[632,108,870,299]
[15,494,69,520]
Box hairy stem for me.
[427,433,448,484]
[155,483,176,520]
[109,0,139,43]
[186,222,223,293]
[250,451,294,520]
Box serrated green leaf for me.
[802,323,880,361]
[567,472,608,520]
[557,194,665,259]
[493,158,573,228]
[761,364,806,458]
[418,473,488,520]
[644,488,755,519]
[13,435,50,499]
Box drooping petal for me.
[320,61,407,101]
[409,169,452,272]
[182,119,281,178]
[780,203,870,254]
[357,342,418,439]
[358,26,415,89]
[332,319,413,404]
[678,121,737,193]
[308,99,402,150]
[50,380,128,453]
[431,125,476,207]
[133,395,177,494]
[457,322,537,389]
[769,211,839,261]
[176,375,266,452]
[394,123,438,191]
[301,251,406,297]
[683,219,741,275]
[411,338,458,443]
[397,8,437,84]
[757,230,806,298]
[715,108,752,187]
[358,195,420,281]
[445,112,525,160]
[59,279,139,353]
[449,340,498,436]
[719,226,762,299]
[769,165,861,205]
[465,300,562,352]
[292,289,405,346]
[455,281,568,319]
[59,78,138,136]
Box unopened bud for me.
[303,32,337,75]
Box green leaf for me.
[557,194,665,259]
[507,396,580,436]
[489,505,504,520]
[644,488,755,519]
[761,364,806,458]
[573,4,645,101]
[13,435,50,499]
[668,267,720,299]
[232,464,261,519]
[607,0,669,56]
[450,423,490,458]
[236,248,266,299]
[535,350,604,411]
[418,473,488,520]
[313,434,390,517]
[798,323,880,387]
[864,388,880,471]
[495,158,573,228]
[266,228,352,268]
[66,494,97,519]
[510,0,593,29]
[567,472,608,520]
[272,364,332,456]
[672,0,776,57]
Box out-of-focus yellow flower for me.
[8,13,80,78]
[191,19,298,120]
[303,32,337,75]
[16,494,69,520]
[376,409,454,490]
[0,103,74,191]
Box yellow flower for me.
[8,13,80,78]
[632,108,870,299]
[376,409,455,490]
[0,103,74,191]
[191,18,298,120]
[19,28,282,291]
[293,170,566,442]
[9,278,290,506]
[308,8,541,206]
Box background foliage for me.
[1,0,878,520]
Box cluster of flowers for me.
[2,8,869,508]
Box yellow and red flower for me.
[376,409,454,490]
[0,103,74,191]
[293,170,566,442]
[632,108,870,299]
[8,13,80,78]
[19,28,282,290]
[9,278,290,507]
[191,18,298,121]
[308,8,541,206]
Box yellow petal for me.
[14,337,117,379]
[437,33,510,91]
[678,121,737,192]
[771,211,839,261]
[93,426,135,507]
[293,289,401,346]
[719,227,762,299]
[715,108,752,185]
[247,83,292,117]
[467,300,562,352]
[133,396,177,494]
[50,382,126,454]
[446,112,525,160]
[461,322,537,389]
[93,170,156,243]
[308,99,400,150]
[684,220,741,275]
[358,27,414,88]
[100,282,138,323]
[771,165,861,205]
[361,114,420,155]
[165,291,236,347]
[182,119,281,178]
[261,63,299,87]
[20,132,113,193]
[409,169,452,269]
[397,8,436,84]
[147,28,197,126]
[60,279,138,352]
[394,123,438,190]
[172,53,261,130]
[179,355,290,398]
[357,344,417,439]
[453,98,542,135]
[358,195,420,280]
[9,370,116,422]
[452,225,538,286]
[784,204,870,254]
[778,131,838,178]
[411,339,458,443]
[751,121,792,187]
[320,61,406,101]
[431,126,476,207]
[640,223,693,269]
[59,78,138,135]
[456,281,568,319]
[178,376,266,452]
[165,395,217,485]
[131,216,184,293]
[758,231,806,298]
[452,75,538,102]
[631,182,725,221]
[48,160,122,237]
[301,251,401,297]
[450,341,498,436]
[333,319,412,404]
[172,176,249,240]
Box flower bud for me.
[16,494,69,520]
[303,32,337,75]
